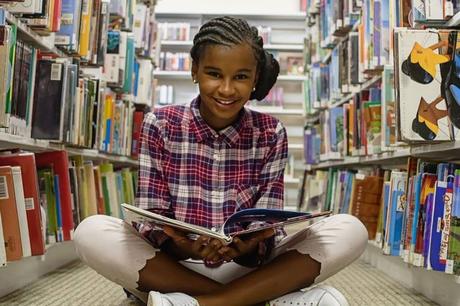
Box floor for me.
[0,259,437,306]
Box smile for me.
[214,98,239,106]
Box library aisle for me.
[0,258,436,306]
[1,0,460,305]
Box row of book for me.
[304,26,460,165]
[0,23,152,156]
[299,158,460,275]
[2,0,158,63]
[157,22,191,41]
[304,66,395,163]
[306,0,460,67]
[0,150,137,266]
[158,51,191,72]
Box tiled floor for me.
[0,259,436,306]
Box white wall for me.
[156,0,302,15]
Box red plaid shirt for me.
[136,96,288,247]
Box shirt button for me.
[211,227,217,232]
[213,153,220,160]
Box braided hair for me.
[190,16,279,101]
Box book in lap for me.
[121,203,331,245]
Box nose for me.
[218,78,236,97]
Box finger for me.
[204,250,221,262]
[201,243,220,258]
[209,239,223,250]
[191,236,209,253]
[163,226,188,243]
[220,247,238,260]
[232,237,249,253]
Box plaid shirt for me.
[136,96,288,247]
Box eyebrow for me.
[203,66,253,73]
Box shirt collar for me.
[190,96,249,146]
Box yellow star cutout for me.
[410,42,449,78]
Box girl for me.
[74,16,368,306]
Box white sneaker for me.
[269,285,349,306]
[147,291,199,306]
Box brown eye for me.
[235,74,249,80]
[207,71,221,78]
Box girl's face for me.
[192,43,258,131]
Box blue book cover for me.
[123,35,135,93]
[133,60,140,98]
[429,181,452,272]
[115,172,125,217]
[388,172,407,256]
[56,0,81,51]
[329,107,344,153]
[380,0,390,63]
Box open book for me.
[121,203,331,245]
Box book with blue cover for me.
[55,0,82,52]
[121,203,331,245]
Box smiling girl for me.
[74,16,367,306]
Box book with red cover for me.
[0,152,45,256]
[0,166,23,261]
[131,111,144,158]
[35,150,74,241]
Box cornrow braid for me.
[190,16,279,101]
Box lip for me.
[213,97,240,106]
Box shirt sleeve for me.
[135,112,173,247]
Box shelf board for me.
[155,11,307,21]
[5,11,66,57]
[161,40,193,47]
[154,70,308,82]
[284,176,300,184]
[154,70,190,79]
[288,143,303,151]
[277,75,308,81]
[0,132,138,166]
[246,106,304,116]
[363,241,460,306]
[305,146,428,170]
[327,75,383,109]
[411,141,460,161]
[160,41,304,52]
[264,44,304,51]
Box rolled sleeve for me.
[135,112,173,247]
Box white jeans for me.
[74,214,368,302]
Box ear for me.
[253,71,259,89]
[191,61,198,81]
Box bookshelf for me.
[300,1,460,305]
[0,0,156,296]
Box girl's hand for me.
[163,226,224,262]
[218,228,275,261]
